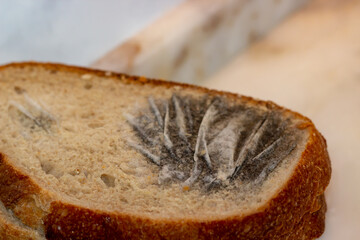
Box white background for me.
[0,0,183,66]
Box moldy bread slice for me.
[0,62,331,239]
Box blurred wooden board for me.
[204,0,360,239]
[92,0,308,83]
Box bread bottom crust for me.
[0,195,325,240]
[0,203,43,240]
[286,194,326,240]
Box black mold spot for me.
[127,94,298,191]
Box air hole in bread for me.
[14,86,25,94]
[63,124,76,132]
[101,174,116,188]
[84,83,93,90]
[40,161,63,178]
[81,111,95,119]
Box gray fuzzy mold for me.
[126,94,298,191]
[8,91,57,134]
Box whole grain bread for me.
[0,62,331,239]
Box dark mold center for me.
[126,94,298,192]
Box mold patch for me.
[8,92,57,134]
[126,94,298,192]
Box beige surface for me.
[92,0,308,84]
[204,0,360,239]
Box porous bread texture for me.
[0,64,310,220]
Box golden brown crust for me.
[0,62,331,239]
[0,222,39,240]
[0,153,49,230]
[0,201,44,240]
[283,194,326,240]
[0,221,42,240]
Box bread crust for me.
[0,195,325,240]
[0,62,331,239]
[286,194,326,240]
[0,195,44,239]
[0,211,43,240]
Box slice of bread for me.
[0,62,331,239]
